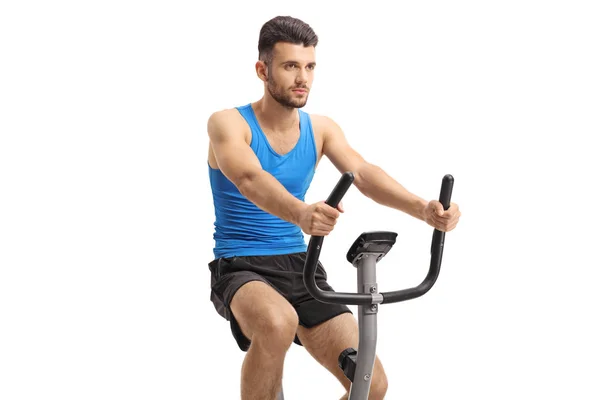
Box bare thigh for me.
[296,313,387,392]
[230,280,299,341]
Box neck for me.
[252,96,299,132]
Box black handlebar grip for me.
[430,174,454,255]
[325,172,355,208]
[439,174,454,210]
[388,174,456,303]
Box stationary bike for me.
[278,172,454,399]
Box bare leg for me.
[297,313,389,400]
[240,335,289,399]
[230,281,299,400]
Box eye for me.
[285,63,298,70]
[307,64,316,70]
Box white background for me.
[1,0,599,399]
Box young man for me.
[207,16,461,400]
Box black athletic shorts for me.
[208,251,353,352]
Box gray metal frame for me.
[347,252,381,399]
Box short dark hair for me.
[258,16,318,64]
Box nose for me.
[295,68,308,85]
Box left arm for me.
[319,116,460,232]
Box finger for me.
[320,202,341,219]
[429,213,446,225]
[447,202,460,213]
[320,214,338,227]
[435,220,453,232]
[337,201,344,213]
[444,204,461,220]
[438,208,458,220]
[313,227,333,236]
[441,218,459,232]
[431,201,444,217]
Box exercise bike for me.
[278,172,454,400]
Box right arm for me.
[207,110,341,236]
[207,110,311,228]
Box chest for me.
[261,129,324,161]
[262,130,301,156]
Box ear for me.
[255,60,268,82]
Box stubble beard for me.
[267,74,309,109]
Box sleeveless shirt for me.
[208,103,318,258]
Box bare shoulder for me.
[206,107,252,169]
[309,113,337,131]
[308,113,345,141]
[207,108,250,143]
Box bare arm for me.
[207,110,307,225]
[320,115,461,231]
[352,163,429,221]
[320,115,428,221]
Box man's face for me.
[264,42,316,109]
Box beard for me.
[267,74,309,109]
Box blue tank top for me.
[209,103,318,258]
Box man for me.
[207,15,461,400]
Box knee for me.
[370,377,388,399]
[369,357,388,400]
[254,306,299,352]
[369,365,389,400]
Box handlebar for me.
[303,172,454,305]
